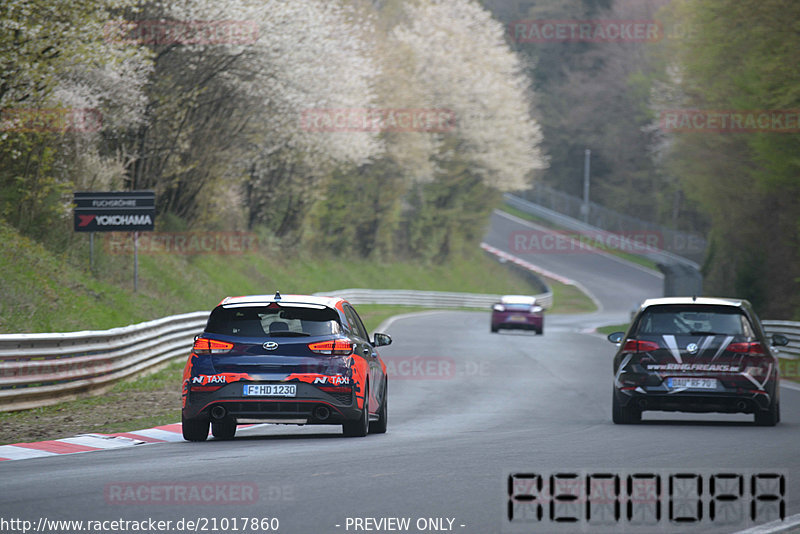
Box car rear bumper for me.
[183,381,361,424]
[492,314,543,330]
[615,388,774,414]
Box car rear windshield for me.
[634,305,754,337]
[205,305,341,337]
[503,304,535,311]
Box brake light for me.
[308,340,354,355]
[318,385,353,393]
[622,339,660,353]
[193,338,234,355]
[726,342,766,355]
[190,385,225,392]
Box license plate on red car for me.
[508,315,527,322]
[243,384,296,397]
[667,378,717,389]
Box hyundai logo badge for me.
[686,343,699,354]
[263,341,279,351]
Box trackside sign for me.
[74,191,155,232]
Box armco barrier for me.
[0,311,209,412]
[0,289,551,412]
[313,288,553,310]
[762,320,800,360]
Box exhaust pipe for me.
[637,399,647,410]
[210,405,227,420]
[736,401,747,412]
[313,405,330,421]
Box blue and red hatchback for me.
[182,292,390,440]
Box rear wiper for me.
[268,331,310,337]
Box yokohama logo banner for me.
[73,191,155,232]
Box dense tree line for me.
[0,0,545,262]
[3,0,798,316]
[483,0,799,317]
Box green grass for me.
[779,358,800,383]
[500,205,660,272]
[596,323,630,336]
[0,218,562,334]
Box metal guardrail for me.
[504,193,704,297]
[315,288,553,310]
[762,320,800,360]
[0,311,209,412]
[0,289,552,412]
[515,185,707,264]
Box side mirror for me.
[373,332,392,347]
[607,332,624,344]
[771,333,789,347]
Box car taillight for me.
[308,340,353,355]
[622,339,660,353]
[492,304,505,312]
[726,342,766,355]
[190,385,225,392]
[193,337,234,355]
[318,385,352,393]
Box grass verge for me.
[500,205,660,272]
[596,323,630,336]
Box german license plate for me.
[243,384,296,397]
[668,378,717,389]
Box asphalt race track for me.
[1,213,797,534]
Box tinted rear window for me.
[634,305,753,336]
[206,305,341,337]
[502,304,535,311]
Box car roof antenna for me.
[274,290,282,301]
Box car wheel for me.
[343,384,369,437]
[536,327,543,335]
[754,400,779,427]
[491,325,499,333]
[182,414,209,441]
[369,381,387,434]
[612,390,641,424]
[211,417,237,440]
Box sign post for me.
[73,191,155,291]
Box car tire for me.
[536,327,543,335]
[612,390,641,424]
[182,414,209,441]
[211,418,237,440]
[369,382,387,434]
[491,325,499,333]
[754,400,779,427]
[343,384,369,437]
